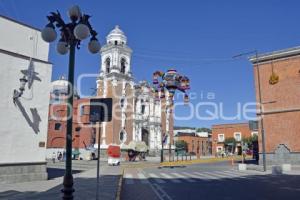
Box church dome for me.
[51,76,78,97]
[51,76,68,94]
[106,25,127,45]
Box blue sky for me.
[1,0,300,128]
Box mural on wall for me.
[13,58,42,134]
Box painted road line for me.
[150,183,173,200]
[191,172,218,180]
[180,171,202,180]
[201,171,233,179]
[208,171,240,180]
[148,173,166,184]
[216,171,243,178]
[170,172,196,183]
[137,172,150,184]
[223,170,249,178]
[124,173,134,185]
[159,173,182,183]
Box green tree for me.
[224,137,236,153]
[175,140,188,152]
[196,127,212,133]
[242,135,258,149]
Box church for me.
[47,25,174,157]
[96,25,174,156]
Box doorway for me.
[141,128,149,146]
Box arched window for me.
[141,99,145,114]
[120,58,126,74]
[119,130,127,143]
[105,57,110,73]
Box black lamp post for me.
[41,5,100,199]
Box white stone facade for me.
[96,26,173,155]
[0,16,52,183]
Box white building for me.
[96,26,174,156]
[0,15,52,183]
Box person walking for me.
[52,152,56,163]
[58,152,62,161]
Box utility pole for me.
[233,50,267,171]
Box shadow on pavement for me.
[0,175,121,200]
[47,168,82,179]
[122,174,300,200]
[236,158,259,165]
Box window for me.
[120,58,126,74]
[192,140,194,152]
[105,57,110,73]
[217,146,223,152]
[120,97,126,108]
[80,105,85,116]
[119,130,127,143]
[141,99,145,114]
[54,123,61,131]
[234,132,242,142]
[218,134,225,142]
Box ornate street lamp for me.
[41,5,100,199]
[152,69,190,162]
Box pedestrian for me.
[52,152,56,163]
[58,152,62,161]
[242,150,246,163]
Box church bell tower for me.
[96,25,134,149]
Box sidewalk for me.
[0,165,122,200]
[245,163,300,174]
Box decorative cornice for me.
[249,46,300,64]
[100,44,132,54]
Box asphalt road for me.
[121,161,300,200]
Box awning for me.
[127,141,148,152]
[72,149,80,155]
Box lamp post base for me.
[62,174,74,200]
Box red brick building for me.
[174,132,211,157]
[46,78,96,159]
[250,47,300,165]
[212,122,257,156]
[47,26,174,158]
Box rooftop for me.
[249,46,300,64]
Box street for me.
[121,161,300,200]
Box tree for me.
[242,135,258,149]
[224,137,236,153]
[196,127,212,133]
[175,140,188,152]
[174,126,196,130]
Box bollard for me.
[182,154,183,161]
[190,155,191,160]
[177,154,178,161]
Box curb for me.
[115,168,124,200]
[160,156,249,167]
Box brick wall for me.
[211,123,253,156]
[176,135,210,157]
[47,98,95,149]
[253,54,300,153]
